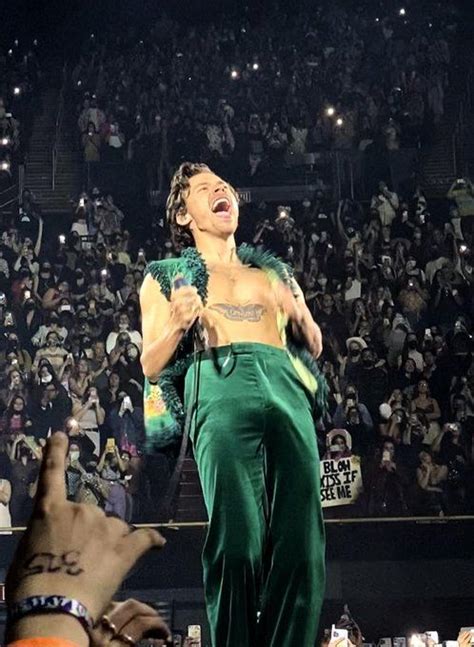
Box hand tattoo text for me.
[20,551,84,580]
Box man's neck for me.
[195,235,240,265]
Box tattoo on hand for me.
[20,551,84,580]
[209,303,266,322]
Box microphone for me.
[172,276,208,349]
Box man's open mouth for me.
[211,197,232,215]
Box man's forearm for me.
[140,322,185,382]
[293,311,323,359]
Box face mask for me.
[70,451,80,462]
[41,374,53,384]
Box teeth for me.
[212,198,230,212]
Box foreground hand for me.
[91,599,171,646]
[458,631,474,647]
[6,432,165,624]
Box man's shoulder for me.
[146,257,183,273]
[144,256,186,298]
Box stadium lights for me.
[326,106,335,117]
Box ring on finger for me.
[100,615,118,634]
[114,632,136,646]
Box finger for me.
[106,514,133,539]
[116,528,166,570]
[121,613,171,643]
[108,599,160,634]
[35,432,68,506]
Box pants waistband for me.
[198,342,287,362]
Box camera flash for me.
[460,244,468,254]
[13,87,21,96]
[326,106,335,117]
[399,8,406,15]
[1,138,9,146]
[336,117,344,127]
[1,162,10,171]
[230,69,239,80]
[252,62,259,71]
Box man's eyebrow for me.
[194,181,210,189]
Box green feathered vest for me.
[143,244,327,450]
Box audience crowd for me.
[0,40,42,189]
[0,1,471,530]
[71,0,458,187]
[0,170,472,530]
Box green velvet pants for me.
[185,343,326,647]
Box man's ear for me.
[176,211,192,227]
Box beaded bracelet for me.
[7,595,93,634]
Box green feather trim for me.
[237,243,293,283]
[287,340,329,415]
[145,250,209,304]
[180,247,209,304]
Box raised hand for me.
[6,433,165,645]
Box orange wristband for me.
[7,639,82,647]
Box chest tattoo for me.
[209,303,266,322]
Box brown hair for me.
[166,162,211,249]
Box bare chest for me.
[207,266,273,305]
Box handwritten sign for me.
[320,456,363,508]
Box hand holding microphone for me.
[171,275,204,335]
